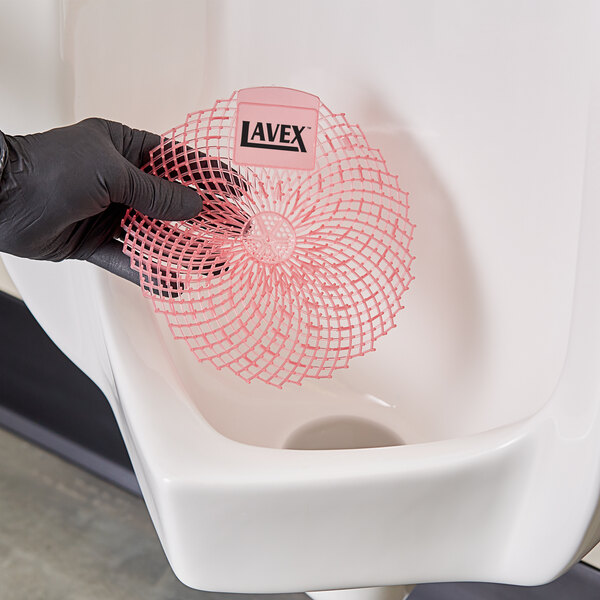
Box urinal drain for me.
[121,87,415,387]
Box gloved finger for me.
[86,238,140,286]
[103,120,161,168]
[90,118,250,202]
[120,161,204,220]
[151,139,249,199]
[86,237,185,298]
[106,121,251,222]
[188,155,249,199]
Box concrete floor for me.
[0,426,307,600]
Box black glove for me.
[0,117,221,284]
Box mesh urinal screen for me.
[122,87,415,387]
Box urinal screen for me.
[121,87,414,387]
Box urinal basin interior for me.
[107,165,581,452]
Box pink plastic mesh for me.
[121,89,415,387]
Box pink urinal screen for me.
[121,87,415,387]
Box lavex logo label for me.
[234,101,318,170]
[240,121,307,153]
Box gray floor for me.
[0,426,307,600]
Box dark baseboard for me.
[411,562,600,599]
[0,289,140,495]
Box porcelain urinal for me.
[3,1,600,597]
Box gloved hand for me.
[0,117,243,285]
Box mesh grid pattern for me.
[122,90,415,387]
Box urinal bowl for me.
[5,129,600,593]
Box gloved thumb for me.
[87,238,185,297]
[119,161,203,220]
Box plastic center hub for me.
[241,211,296,264]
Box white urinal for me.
[3,1,600,597]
